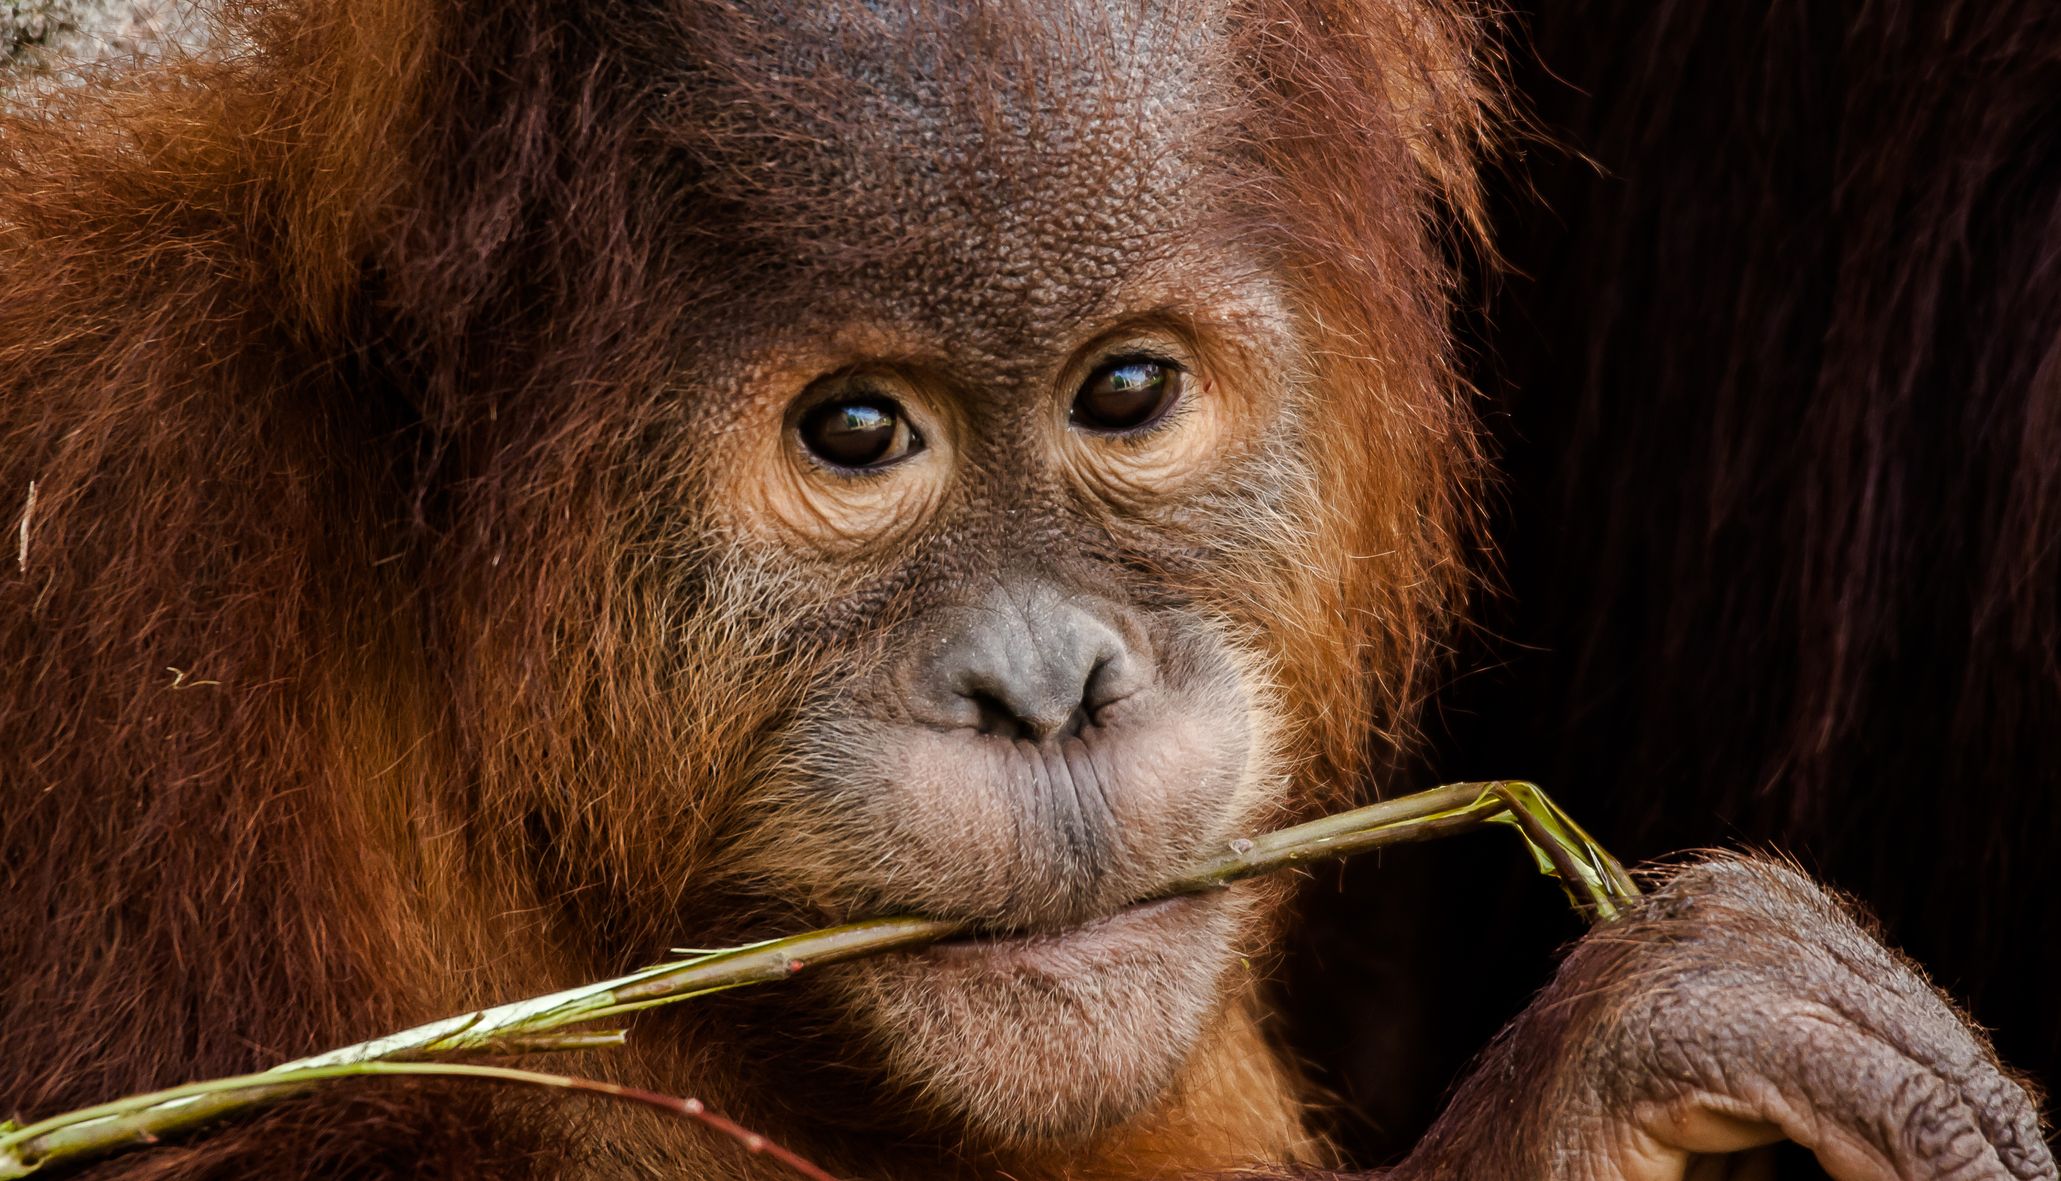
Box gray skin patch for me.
[4,0,214,112]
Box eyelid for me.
[1112,352,1184,370]
[795,372,895,413]
[1085,351,1187,381]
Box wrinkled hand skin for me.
[1388,855,2054,1181]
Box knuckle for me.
[1588,970,1765,1099]
[1649,851,1802,900]
[1889,1068,1979,1154]
[1641,853,1842,936]
[1965,1071,2056,1180]
[1813,1025,2048,1180]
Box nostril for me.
[957,672,1100,743]
[916,582,1144,742]
[1056,704,1091,742]
[1081,654,1132,718]
[962,689,1100,744]
[970,691,1029,740]
[963,687,1085,743]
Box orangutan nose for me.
[909,581,1142,742]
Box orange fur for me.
[0,1,1499,1177]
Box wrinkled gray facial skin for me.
[661,0,1309,1150]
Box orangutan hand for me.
[1392,854,2054,1181]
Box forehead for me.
[671,0,1246,347]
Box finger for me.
[1640,999,2048,1181]
[1583,1107,1786,1181]
[1651,858,2053,1178]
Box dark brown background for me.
[1286,2,2061,1173]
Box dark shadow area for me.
[1284,2,2061,1174]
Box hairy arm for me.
[1389,855,2052,1181]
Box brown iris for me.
[798,395,922,470]
[1072,358,1182,433]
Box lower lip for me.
[920,893,1208,968]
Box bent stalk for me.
[0,779,1636,1179]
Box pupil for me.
[801,398,899,467]
[1076,360,1173,431]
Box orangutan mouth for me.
[917,893,1215,972]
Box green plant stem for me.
[0,1063,841,1181]
[0,779,1636,1179]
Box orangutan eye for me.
[1071,357,1183,433]
[798,395,924,471]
